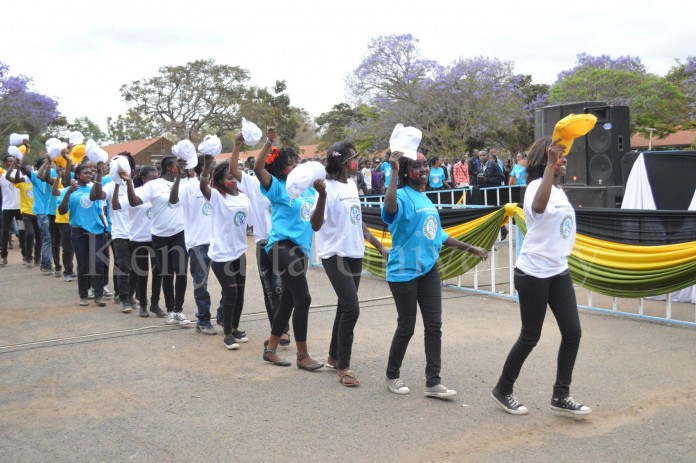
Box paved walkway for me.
[1,244,695,462]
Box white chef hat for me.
[198,134,222,157]
[241,118,263,146]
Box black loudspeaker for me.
[534,102,630,186]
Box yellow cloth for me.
[19,145,28,155]
[14,181,35,215]
[70,144,86,165]
[553,113,597,156]
[54,179,69,224]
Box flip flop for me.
[338,370,360,387]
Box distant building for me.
[630,129,696,150]
[101,137,174,166]
[217,144,323,163]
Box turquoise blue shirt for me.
[61,185,106,234]
[510,164,527,185]
[428,166,446,189]
[28,171,51,215]
[261,176,316,255]
[380,162,393,188]
[381,186,449,282]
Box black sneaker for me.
[150,304,166,318]
[550,396,592,415]
[491,389,529,415]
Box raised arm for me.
[168,159,186,204]
[199,155,214,201]
[310,180,327,231]
[58,182,78,215]
[383,152,402,215]
[253,127,277,190]
[122,171,143,207]
[90,162,106,201]
[60,151,72,189]
[112,183,122,210]
[229,132,245,182]
[38,156,53,185]
[531,138,564,214]
[51,171,61,197]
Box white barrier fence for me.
[360,185,696,328]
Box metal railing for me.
[358,185,696,328]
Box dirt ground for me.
[1,241,695,462]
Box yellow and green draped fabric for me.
[362,204,696,298]
[361,205,511,281]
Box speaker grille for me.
[588,153,612,183]
[588,126,611,153]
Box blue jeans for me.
[189,244,212,321]
[36,214,53,270]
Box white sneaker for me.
[87,288,95,299]
[103,286,113,298]
[386,377,411,395]
[424,384,457,399]
[166,311,191,326]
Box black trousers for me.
[268,240,311,342]
[386,265,443,387]
[1,209,25,259]
[130,241,162,308]
[112,238,133,303]
[210,257,246,335]
[323,255,362,370]
[57,223,74,275]
[255,240,286,332]
[71,227,104,300]
[22,213,41,263]
[152,231,188,312]
[495,269,582,399]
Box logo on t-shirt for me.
[146,208,153,219]
[559,215,573,239]
[80,196,93,208]
[350,205,361,224]
[233,210,247,227]
[26,190,34,199]
[300,202,312,221]
[423,216,438,240]
[202,203,212,216]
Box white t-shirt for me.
[238,172,271,243]
[135,178,184,237]
[126,186,153,243]
[102,182,130,240]
[208,189,250,262]
[516,178,576,278]
[314,179,365,259]
[361,167,372,190]
[179,179,213,250]
[1,170,21,209]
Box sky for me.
[3,0,695,134]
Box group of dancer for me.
[1,128,592,413]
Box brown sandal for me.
[338,369,360,387]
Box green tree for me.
[120,59,251,141]
[550,55,688,136]
[45,116,107,144]
[106,113,157,143]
